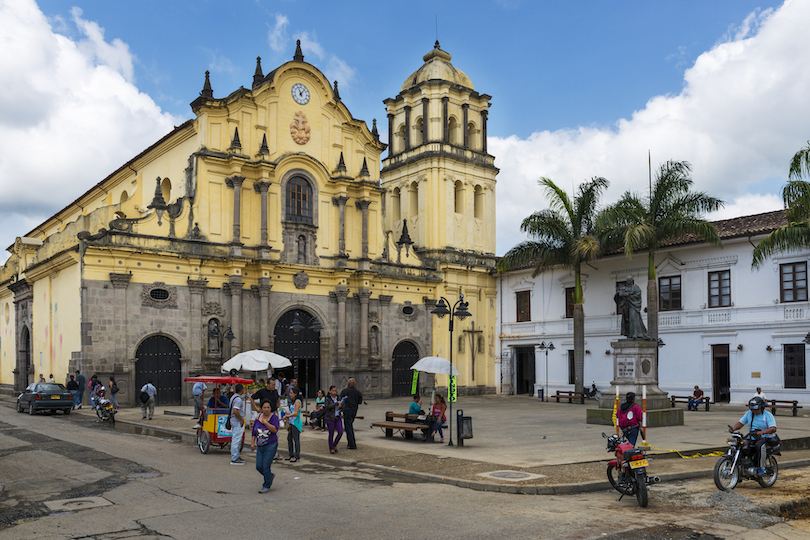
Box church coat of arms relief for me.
[290,111,311,145]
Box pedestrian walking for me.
[324,385,343,454]
[251,400,279,493]
[67,375,79,409]
[339,378,363,450]
[229,384,247,465]
[140,380,157,420]
[75,370,86,409]
[286,387,303,462]
[108,377,120,409]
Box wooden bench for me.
[670,395,712,411]
[370,412,434,440]
[553,391,586,404]
[301,411,363,424]
[769,400,803,416]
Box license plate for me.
[629,459,648,469]
[51,395,60,399]
[105,404,113,410]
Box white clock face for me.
[292,83,310,105]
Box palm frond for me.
[752,222,810,269]
[783,179,810,223]
[789,142,810,181]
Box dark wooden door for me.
[514,346,536,394]
[273,310,321,399]
[392,341,419,396]
[712,344,730,403]
[135,335,181,405]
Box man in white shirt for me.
[230,384,247,465]
[140,380,157,420]
[754,387,768,401]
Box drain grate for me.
[477,470,546,481]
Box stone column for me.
[481,110,488,153]
[387,113,394,157]
[335,286,348,361]
[332,196,349,264]
[225,175,245,256]
[227,276,243,355]
[421,98,429,142]
[404,105,411,151]
[462,103,469,148]
[109,274,132,373]
[358,288,371,367]
[442,97,449,143]
[187,278,208,372]
[258,278,272,350]
[355,200,371,259]
[254,181,271,258]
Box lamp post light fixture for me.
[430,293,471,446]
[290,311,323,413]
[209,323,236,371]
[538,341,555,402]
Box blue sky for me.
[2,0,807,260]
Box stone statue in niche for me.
[614,276,650,340]
[369,326,379,357]
[297,235,307,264]
[207,319,220,354]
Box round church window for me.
[150,289,170,301]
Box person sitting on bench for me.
[409,394,424,415]
[207,388,228,409]
[688,385,704,411]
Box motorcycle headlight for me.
[727,437,737,444]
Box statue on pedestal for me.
[614,276,650,341]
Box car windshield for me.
[37,383,66,392]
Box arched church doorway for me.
[391,341,419,396]
[16,326,31,391]
[274,310,321,400]
[135,335,181,405]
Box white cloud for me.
[0,0,180,261]
[293,30,355,88]
[708,193,783,221]
[492,0,810,255]
[267,13,289,52]
[293,31,326,60]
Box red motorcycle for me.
[602,428,660,507]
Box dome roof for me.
[401,42,474,92]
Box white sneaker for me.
[193,423,202,429]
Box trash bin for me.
[537,388,544,400]
[456,410,473,446]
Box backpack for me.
[140,391,150,404]
[617,404,639,428]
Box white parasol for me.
[220,350,292,374]
[410,356,459,376]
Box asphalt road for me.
[1,403,809,540]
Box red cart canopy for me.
[183,376,254,385]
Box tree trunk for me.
[647,279,659,382]
[573,303,585,394]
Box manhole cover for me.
[126,472,162,479]
[45,497,112,512]
[477,470,546,482]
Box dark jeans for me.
[688,397,704,411]
[309,409,325,428]
[626,426,640,446]
[255,442,278,489]
[287,425,301,459]
[343,409,357,448]
[754,437,778,468]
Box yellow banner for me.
[450,376,457,402]
[411,370,419,394]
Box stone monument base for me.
[586,407,683,427]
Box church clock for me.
[291,83,310,105]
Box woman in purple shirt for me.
[250,400,279,493]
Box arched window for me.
[414,117,424,146]
[448,117,460,145]
[396,124,406,153]
[161,178,171,204]
[474,185,484,219]
[286,176,313,223]
[120,190,128,203]
[409,182,419,217]
[392,187,401,222]
[454,181,464,214]
[467,122,478,150]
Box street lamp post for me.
[430,293,471,446]
[290,311,323,413]
[538,341,555,402]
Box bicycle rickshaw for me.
[183,376,253,454]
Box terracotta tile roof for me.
[498,209,789,272]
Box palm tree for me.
[598,160,724,343]
[497,176,609,395]
[752,141,810,269]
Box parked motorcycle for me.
[95,387,116,425]
[713,425,780,491]
[603,428,660,507]
[585,382,602,400]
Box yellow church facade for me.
[0,41,498,406]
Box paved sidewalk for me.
[65,394,810,494]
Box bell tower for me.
[380,41,497,257]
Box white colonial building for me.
[497,210,810,405]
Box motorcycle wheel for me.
[757,456,778,488]
[96,407,105,420]
[606,464,633,495]
[198,431,211,454]
[713,456,739,491]
[635,473,648,507]
[109,412,115,426]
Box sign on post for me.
[450,375,457,402]
[410,370,419,395]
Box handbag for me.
[225,395,236,430]
[112,384,119,395]
[139,391,150,404]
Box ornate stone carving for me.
[141,282,178,309]
[290,111,311,145]
[293,271,309,289]
[203,302,226,317]
[187,279,208,294]
[369,311,380,324]
[109,273,132,289]
[398,301,419,322]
